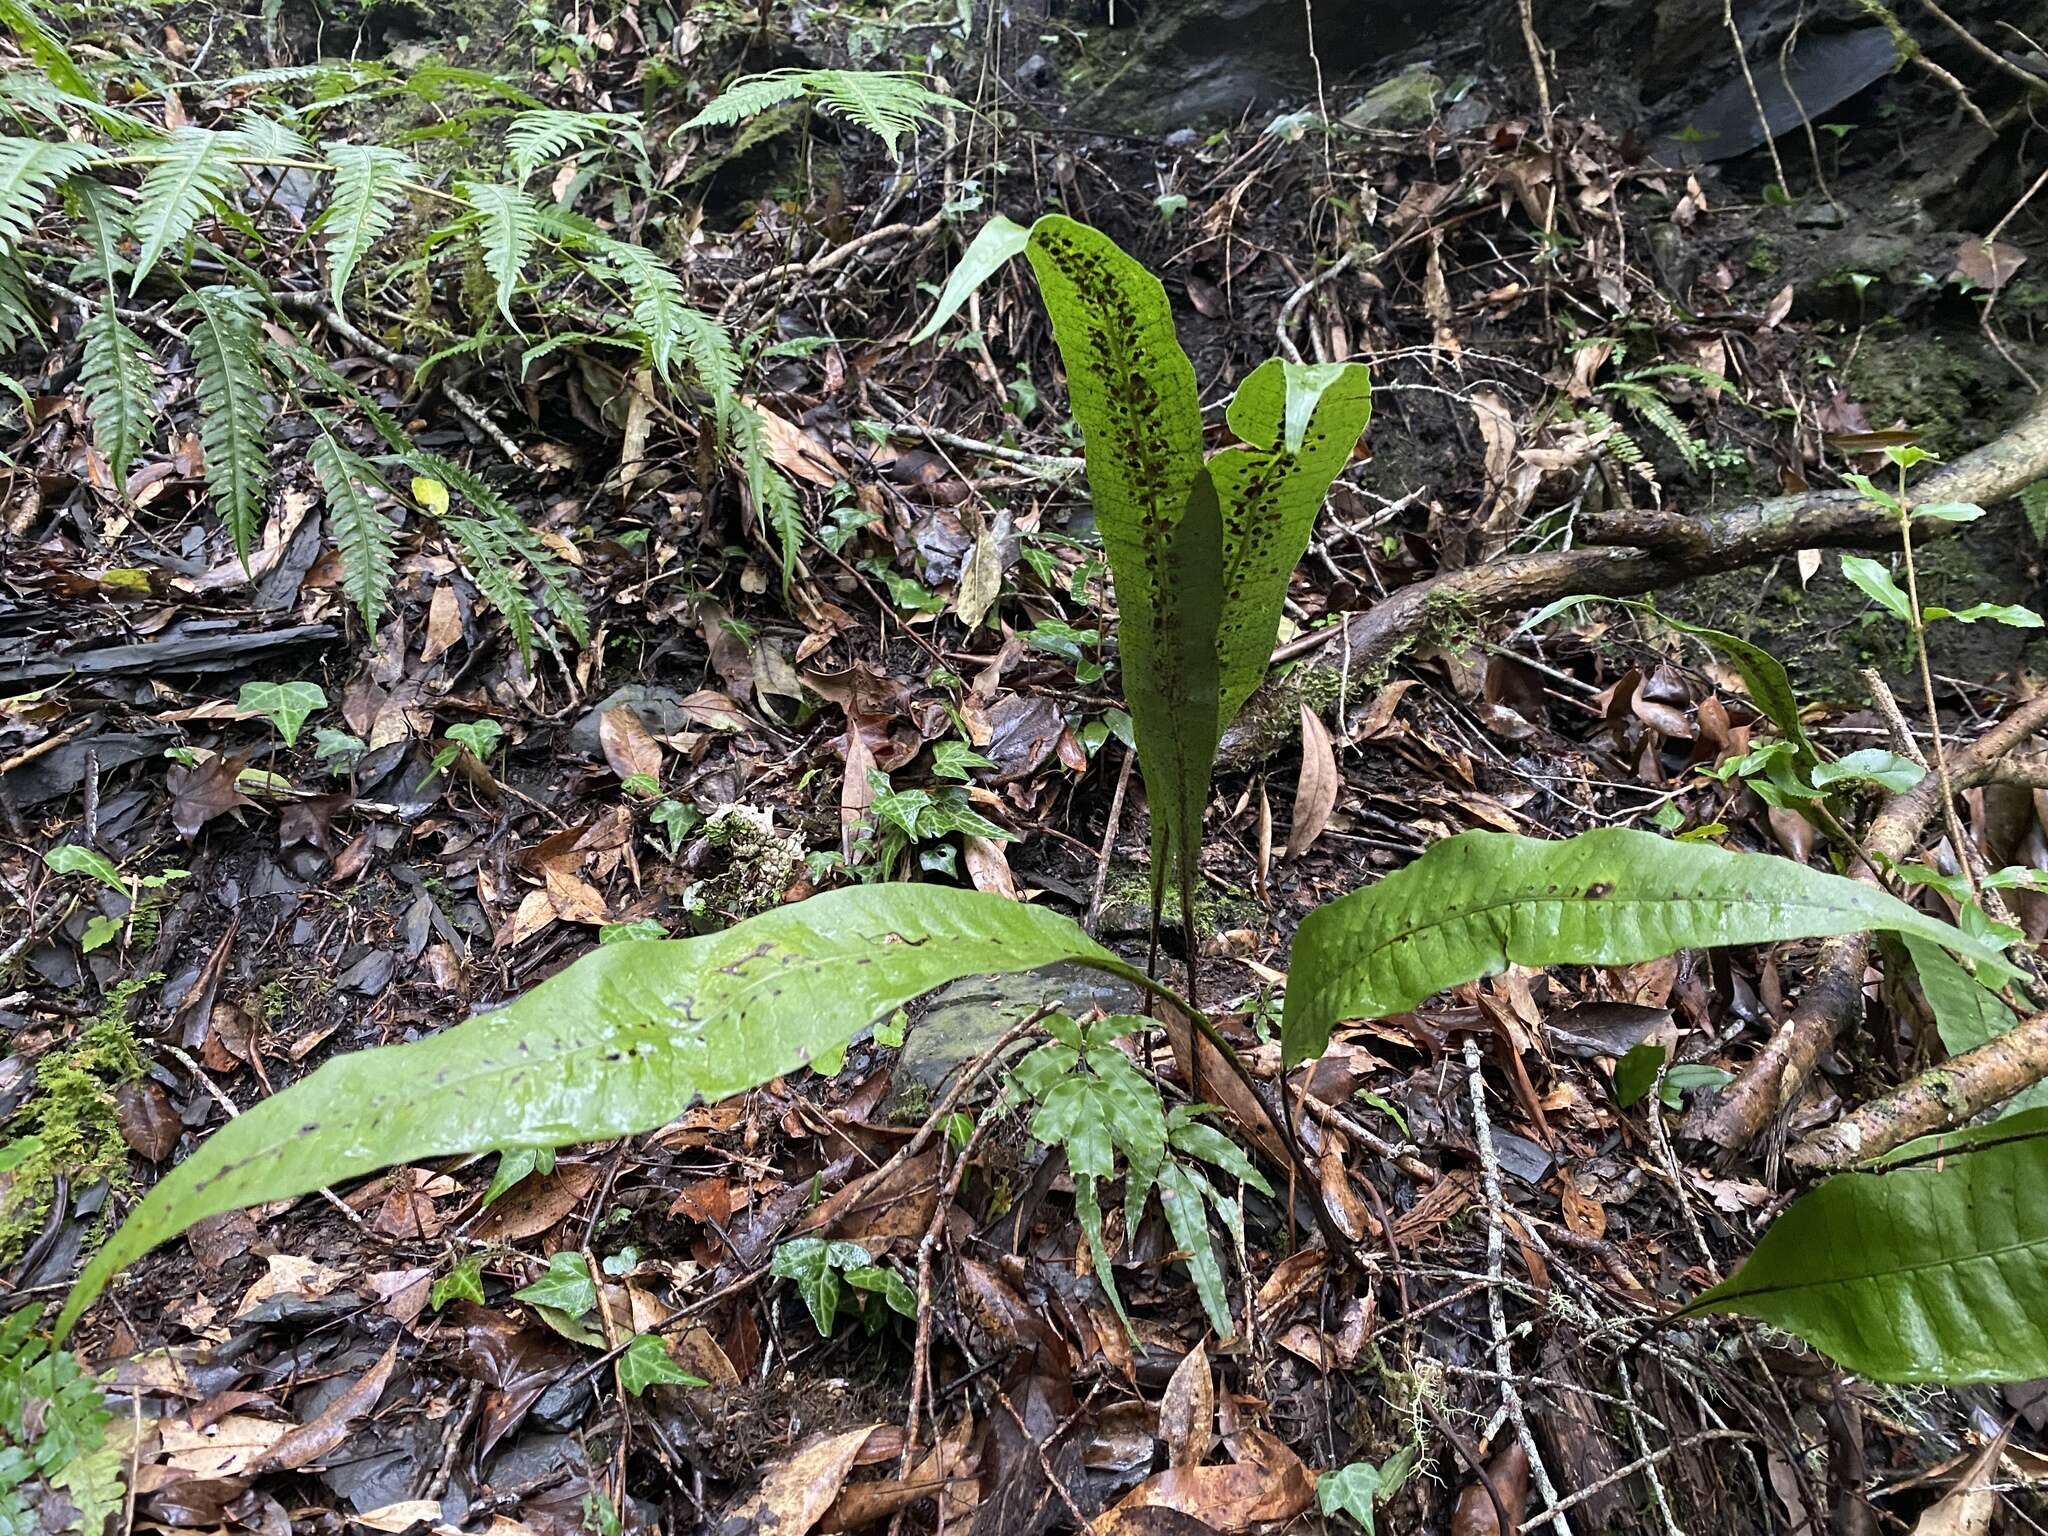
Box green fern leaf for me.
[131,127,246,294]
[503,108,643,181]
[0,136,94,255]
[176,286,271,560]
[734,409,804,591]
[411,449,587,648]
[0,0,95,99]
[308,421,397,628]
[80,304,155,486]
[588,238,712,386]
[806,70,956,158]
[317,141,413,313]
[234,110,314,162]
[2022,481,2048,545]
[0,254,35,347]
[679,71,814,131]
[462,179,541,325]
[444,514,537,660]
[71,176,128,284]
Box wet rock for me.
[570,685,693,756]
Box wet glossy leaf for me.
[1682,1127,2048,1381]
[59,887,1144,1336]
[43,844,124,893]
[772,1237,877,1335]
[1841,554,1913,623]
[512,1252,595,1316]
[1810,749,1925,793]
[619,1333,707,1395]
[1282,828,2003,1067]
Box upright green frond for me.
[0,137,94,256]
[79,304,155,486]
[461,179,541,325]
[308,423,397,628]
[317,141,414,313]
[131,127,246,293]
[71,176,128,284]
[176,286,271,559]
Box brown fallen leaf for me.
[168,753,258,839]
[1284,703,1338,860]
[599,703,663,783]
[1912,1430,2009,1536]
[1954,237,2026,294]
[114,1080,181,1161]
[255,1342,398,1473]
[716,1424,879,1536]
[745,398,846,486]
[420,582,465,663]
[1158,1343,1213,1470]
[1109,1428,1313,1532]
[1091,1509,1221,1534]
[1450,1441,1531,1536]
[962,833,1020,898]
[160,1413,289,1477]
[470,1162,600,1242]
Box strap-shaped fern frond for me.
[461,179,541,324]
[176,286,272,559]
[80,303,155,485]
[681,68,960,159]
[308,420,397,628]
[317,141,414,313]
[131,127,247,293]
[0,137,95,255]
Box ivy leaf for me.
[483,1145,555,1206]
[1840,555,1914,623]
[429,1255,485,1311]
[237,680,327,746]
[771,1237,877,1335]
[511,1252,595,1317]
[618,1333,706,1396]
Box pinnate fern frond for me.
[0,137,94,255]
[2022,480,2048,544]
[317,141,414,313]
[80,303,155,485]
[807,70,957,158]
[681,69,959,159]
[234,110,314,162]
[71,176,128,284]
[443,514,537,661]
[505,108,640,181]
[176,285,271,560]
[461,179,541,324]
[308,421,397,628]
[0,254,34,347]
[412,448,587,651]
[132,127,247,293]
[0,0,95,100]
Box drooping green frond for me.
[308,421,397,628]
[461,179,541,324]
[0,72,145,137]
[505,108,642,181]
[0,0,95,100]
[806,70,958,158]
[412,331,512,389]
[443,514,537,660]
[674,308,742,420]
[234,110,315,162]
[79,304,155,486]
[734,408,804,591]
[587,238,713,386]
[0,253,34,347]
[317,141,414,313]
[681,68,960,159]
[176,286,271,559]
[131,127,247,293]
[413,449,587,648]
[679,71,814,131]
[0,137,94,255]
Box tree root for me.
[1790,1009,2048,1169]
[1683,693,2048,1156]
[1288,385,2048,686]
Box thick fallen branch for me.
[1288,385,2048,679]
[1791,1008,2048,1169]
[1683,693,2048,1155]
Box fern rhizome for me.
[0,24,958,659]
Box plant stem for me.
[1895,461,1983,906]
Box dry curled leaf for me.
[1284,703,1338,860]
[599,703,663,783]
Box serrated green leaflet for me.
[1681,1123,2048,1381]
[58,887,1145,1338]
[1280,827,2005,1067]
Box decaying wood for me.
[1791,1008,2048,1169]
